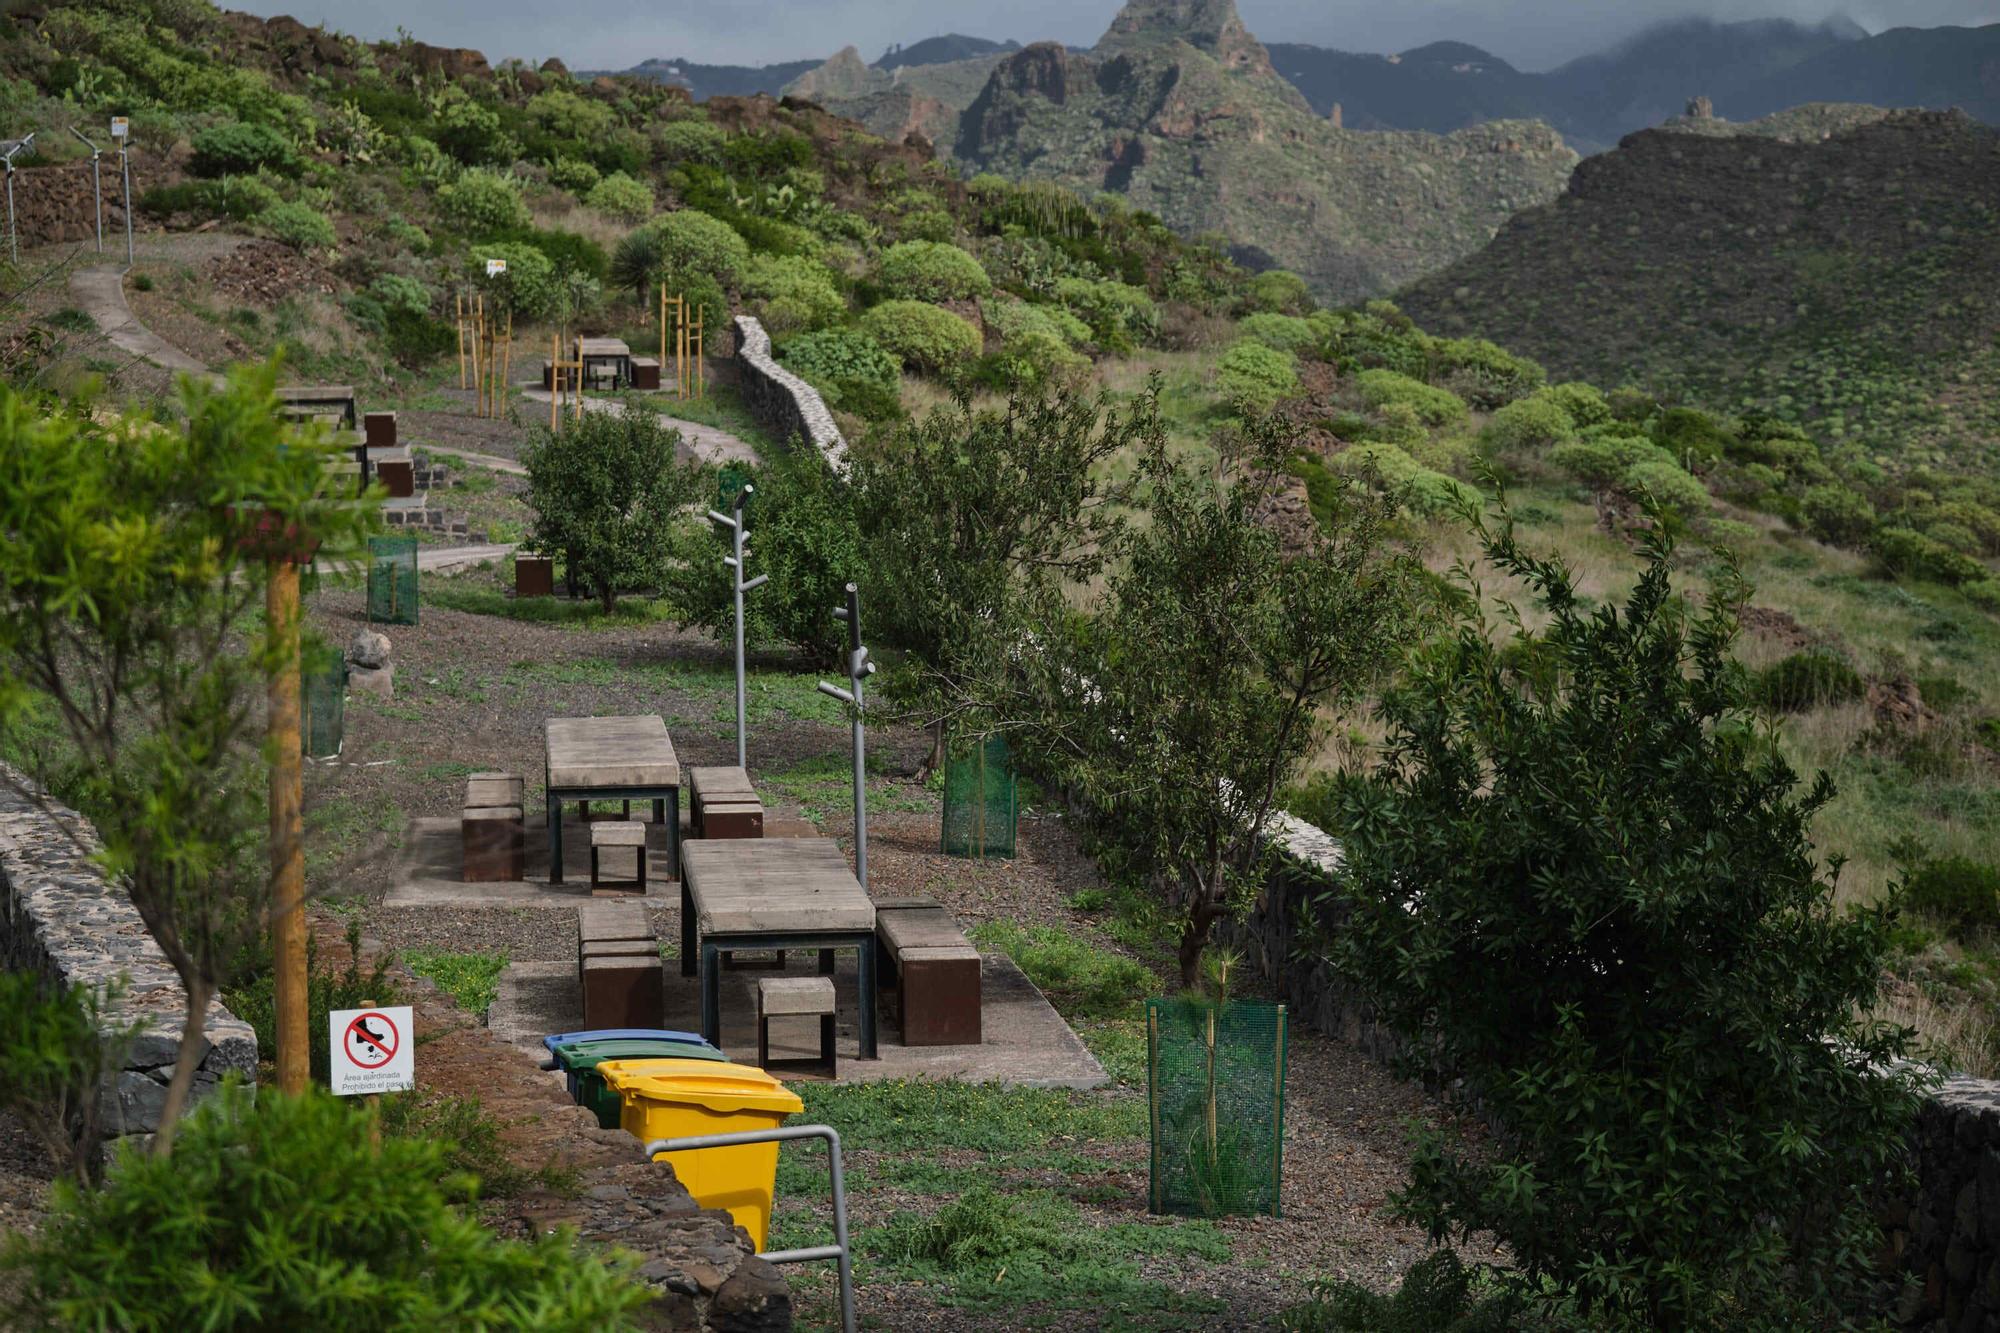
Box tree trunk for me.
[1176,899,1220,991]
[917,719,947,784]
[151,978,212,1159]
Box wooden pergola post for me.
[267,558,307,1095]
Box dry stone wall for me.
[8,161,135,249]
[732,316,847,472]
[0,762,257,1144]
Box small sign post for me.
[109,117,128,139]
[329,1004,415,1097]
[485,257,507,277]
[110,117,131,266]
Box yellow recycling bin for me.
[599,1058,804,1251]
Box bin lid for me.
[598,1059,805,1114]
[555,1038,728,1070]
[542,1027,705,1054]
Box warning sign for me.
[329,1006,414,1096]
[110,116,129,139]
[484,258,507,277]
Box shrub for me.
[1484,396,1573,452]
[1326,516,1927,1325]
[778,327,903,418]
[1244,269,1311,315]
[1284,1248,1520,1333]
[188,121,300,178]
[1933,500,2000,555]
[1534,382,1610,428]
[876,240,991,301]
[547,156,600,194]
[463,242,557,321]
[1216,338,1298,412]
[2,1085,647,1328]
[0,972,134,1185]
[858,300,980,373]
[436,168,530,234]
[225,921,397,1085]
[527,88,614,140]
[656,119,727,164]
[1652,406,1734,466]
[1904,857,2000,934]
[1965,579,2000,613]
[584,171,653,222]
[1052,277,1159,349]
[1364,402,1429,448]
[982,298,1091,348]
[369,273,432,318]
[1356,369,1467,429]
[1623,459,1712,518]
[642,208,749,283]
[1874,527,1989,587]
[1802,484,1877,547]
[1427,336,1544,408]
[740,253,844,334]
[1755,651,1864,712]
[1237,312,1320,353]
[1926,520,1983,555]
[258,201,335,253]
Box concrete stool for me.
[757,976,836,1079]
[896,946,982,1046]
[579,937,659,985]
[589,821,647,893]
[465,772,523,807]
[462,805,524,882]
[577,901,649,946]
[583,955,662,1028]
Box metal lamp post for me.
[1,133,35,265]
[706,484,767,769]
[816,584,876,888]
[68,127,102,252]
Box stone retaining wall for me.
[1233,810,2000,1328]
[0,763,257,1144]
[732,315,846,472]
[10,161,136,250]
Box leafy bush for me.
[1244,269,1311,315]
[1903,857,2000,933]
[1237,312,1320,353]
[436,168,530,234]
[368,273,433,318]
[258,201,334,253]
[1874,527,1989,587]
[1534,382,1610,428]
[983,298,1090,348]
[188,121,299,178]
[1326,517,1926,1326]
[1356,369,1467,430]
[527,88,614,141]
[1802,484,1877,547]
[1283,1249,1519,1333]
[2,1085,647,1328]
[988,329,1090,388]
[1053,277,1159,349]
[1331,443,1476,517]
[656,119,727,164]
[1483,396,1573,452]
[858,300,980,373]
[1755,651,1864,712]
[547,156,600,194]
[0,972,135,1185]
[641,208,749,283]
[403,951,507,1019]
[584,171,653,222]
[1965,579,2000,613]
[1427,336,1545,409]
[225,920,398,1086]
[740,253,845,334]
[777,328,902,418]
[463,242,557,322]
[965,921,1151,1019]
[722,129,813,176]
[876,240,991,301]
[1623,459,1711,517]
[1652,406,1733,466]
[1216,338,1298,412]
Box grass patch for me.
[760,754,934,824]
[402,950,508,1019]
[424,579,680,627]
[793,1077,1143,1153]
[969,920,1155,1019]
[304,793,405,884]
[379,1088,577,1198]
[505,658,843,727]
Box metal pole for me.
[70,128,102,253]
[119,148,132,268]
[707,487,767,770]
[5,164,15,266]
[816,584,875,888]
[267,559,308,1096]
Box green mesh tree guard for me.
[940,734,1017,858]
[367,535,418,625]
[301,643,346,759]
[719,463,752,513]
[1147,998,1287,1218]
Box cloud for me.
[236,0,1999,72]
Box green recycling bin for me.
[553,1038,729,1129]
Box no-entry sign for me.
[329,1005,414,1096]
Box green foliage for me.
[1535,382,1611,428]
[1484,395,1574,452]
[0,972,136,1185]
[403,950,507,1019]
[740,253,845,334]
[640,208,750,283]
[722,129,813,176]
[966,921,1151,1018]
[1236,312,1320,354]
[982,298,1090,348]
[1652,406,1734,467]
[876,240,992,301]
[583,171,653,222]
[1283,1249,1519,1333]
[607,227,663,305]
[436,167,530,234]
[465,241,557,322]
[258,200,335,253]
[2,1084,647,1329]
[656,119,727,164]
[1215,339,1299,412]
[776,327,901,418]
[524,407,709,613]
[1244,269,1311,315]
[1755,651,1865,713]
[188,121,300,178]
[1622,458,1712,518]
[1427,336,1546,409]
[1053,277,1159,351]
[379,1088,575,1200]
[547,156,600,194]
[1903,857,2000,934]
[1875,527,1990,587]
[369,273,433,318]
[526,88,614,141]
[1802,484,1878,547]
[1356,369,1468,429]
[1325,516,1928,1326]
[858,300,981,373]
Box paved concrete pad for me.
[383,815,673,907]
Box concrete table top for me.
[683,838,875,935]
[545,715,680,789]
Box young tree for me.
[1001,423,1423,986]
[0,364,374,1154]
[1325,510,1929,1326]
[523,407,710,613]
[851,384,1147,768]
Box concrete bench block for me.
[364,411,397,449]
[700,801,764,840]
[757,976,836,1077]
[578,937,660,984]
[589,821,647,893]
[465,772,523,807]
[462,805,524,883]
[516,554,554,598]
[576,903,651,946]
[631,357,662,391]
[896,946,982,1047]
[582,955,662,1029]
[375,457,415,499]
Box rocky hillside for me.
[820,0,1580,303]
[781,46,1006,152]
[1399,109,2000,472]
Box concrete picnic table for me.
[544,716,681,886]
[575,337,633,390]
[680,838,878,1060]
[275,384,358,429]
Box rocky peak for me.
[786,46,887,102]
[1097,0,1275,77]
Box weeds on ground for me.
[380,1087,579,1199]
[404,950,508,1020]
[969,919,1154,1018]
[226,920,400,1083]
[1282,1248,1520,1332]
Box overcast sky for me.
[240,0,2000,73]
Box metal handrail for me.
[642,1123,855,1333]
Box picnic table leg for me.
[858,936,877,1060]
[700,940,721,1047]
[680,875,696,977]
[548,788,564,884]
